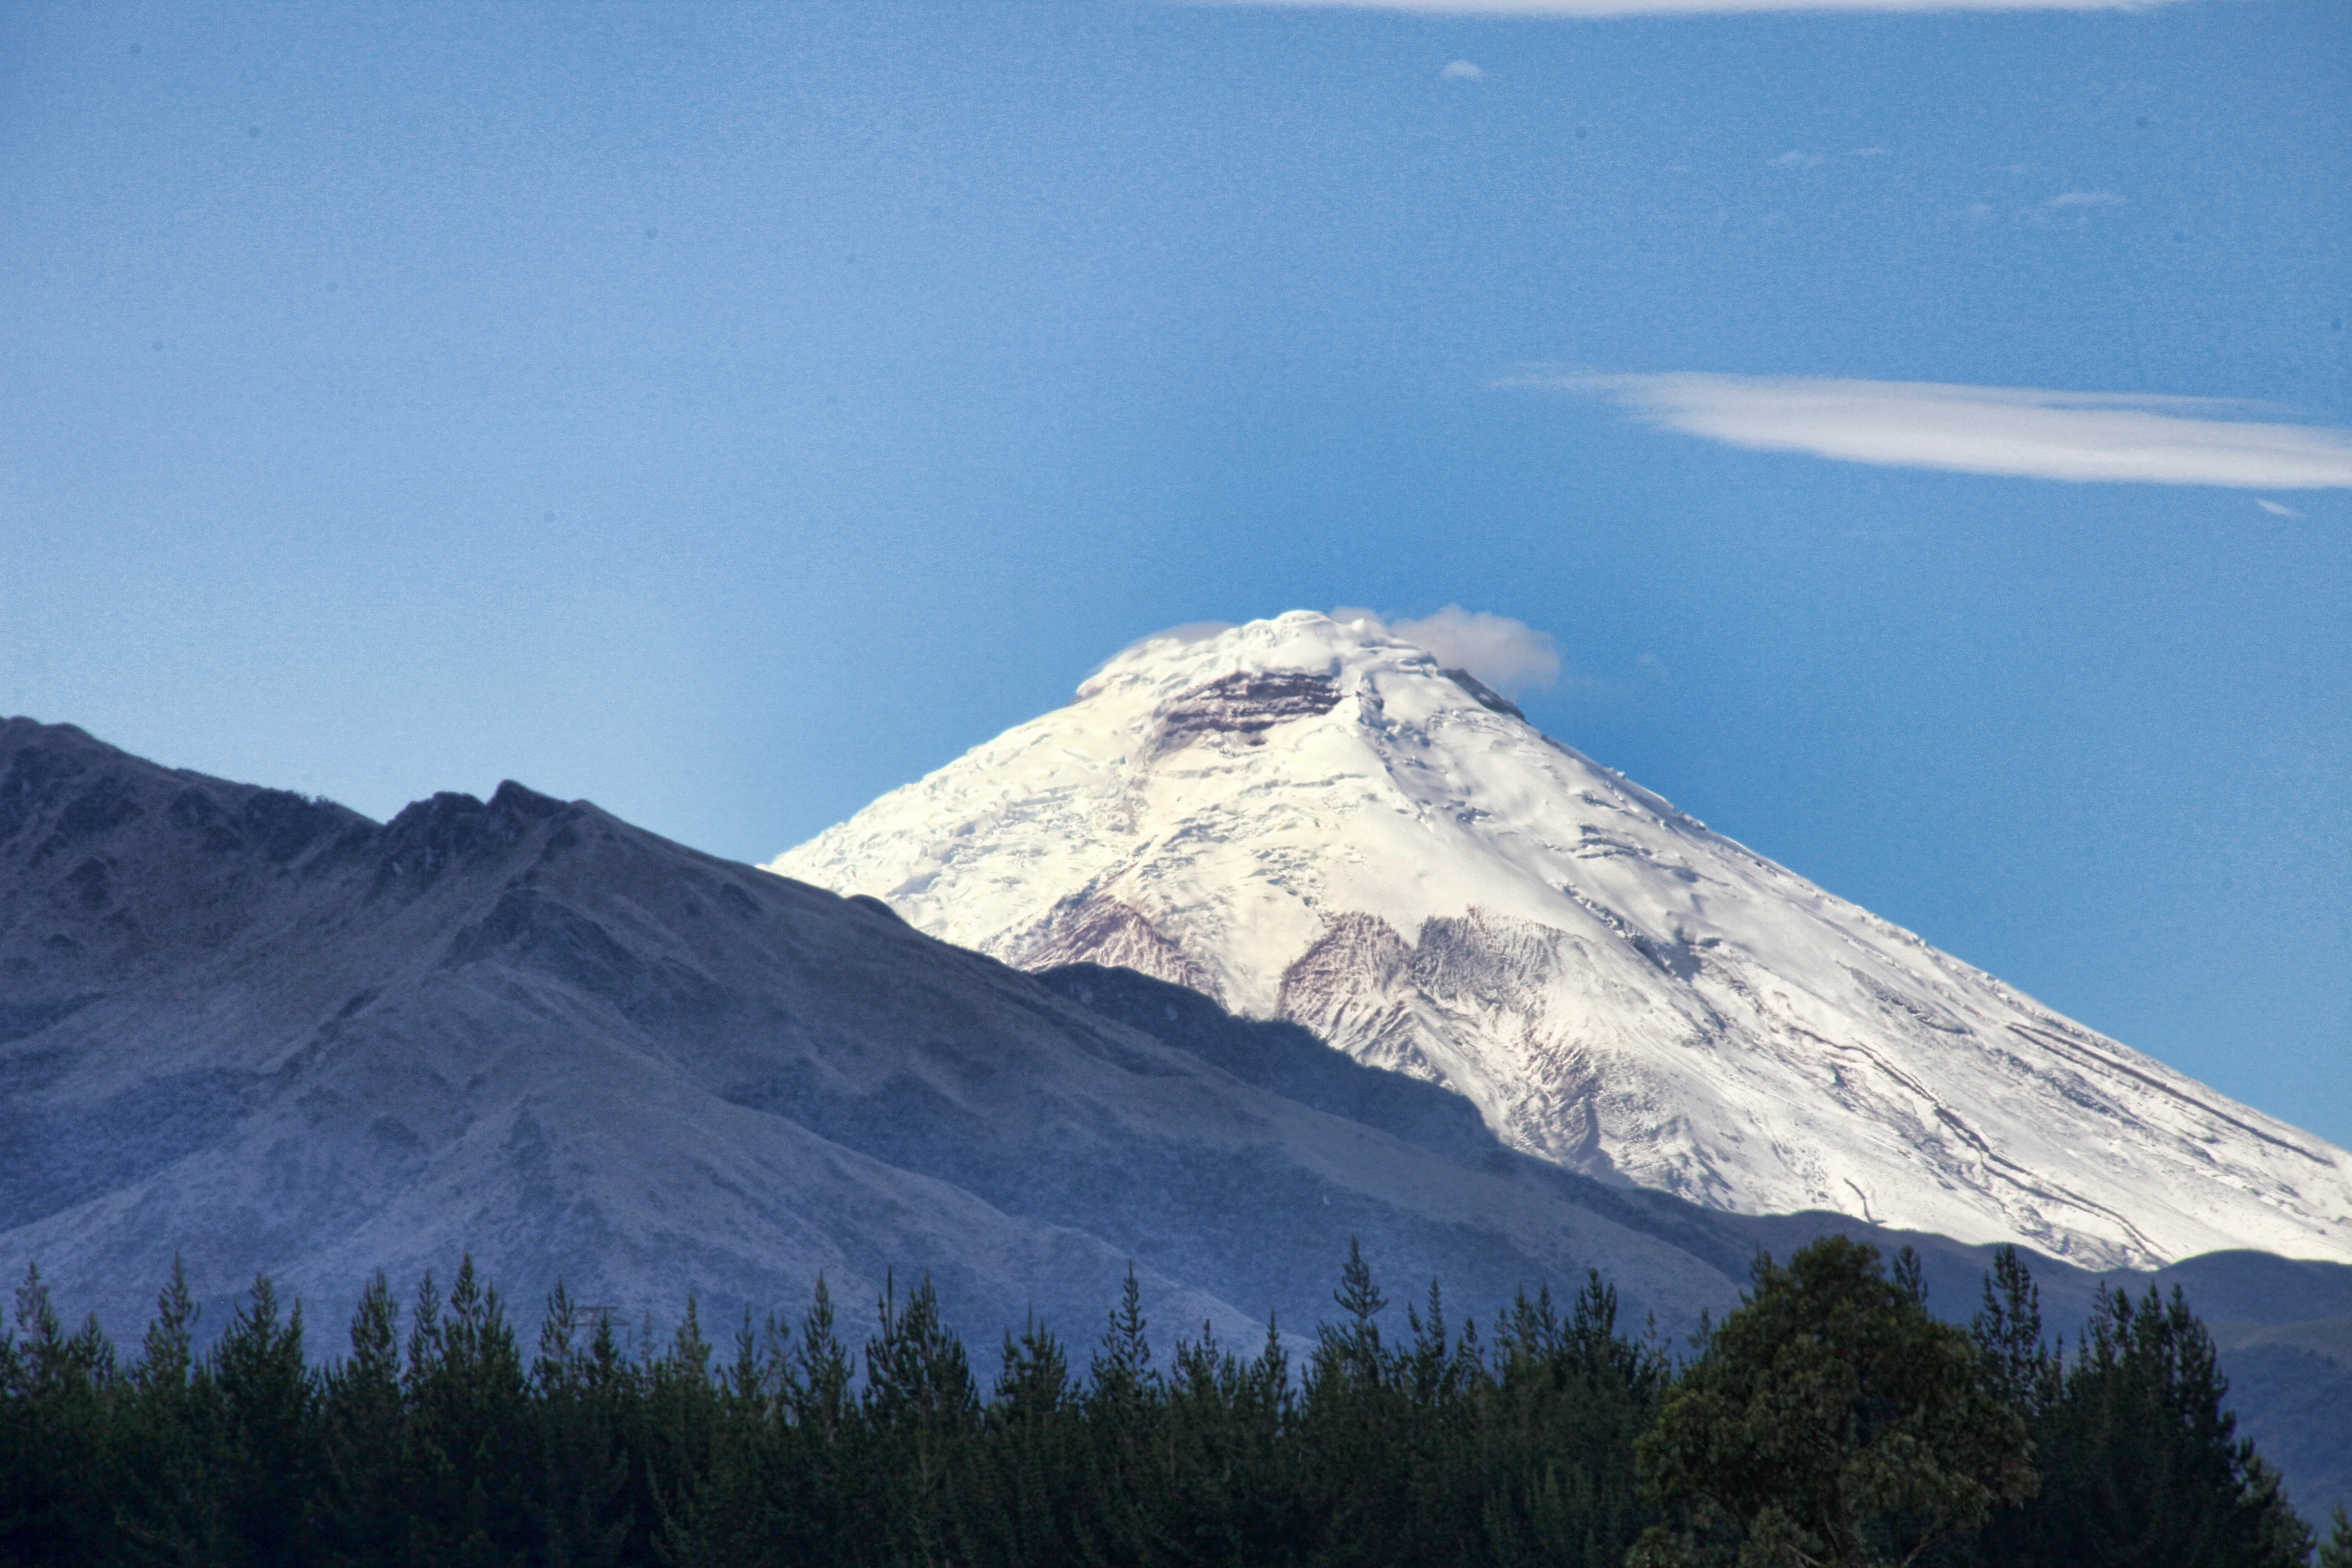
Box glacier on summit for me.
[769,611,2352,1271]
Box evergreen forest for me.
[3,1235,2344,1568]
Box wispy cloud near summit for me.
[1517,373,2352,489]
[1333,606,1563,693]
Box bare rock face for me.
[1019,895,1225,1003]
[1148,671,1344,760]
[770,611,2352,1272]
[1276,912,1416,1070]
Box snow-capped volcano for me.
[769,611,2352,1271]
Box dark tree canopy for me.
[1632,1236,2035,1568]
[0,1238,2329,1568]
[1963,1255,2317,1568]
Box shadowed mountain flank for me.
[0,715,1748,1354]
[5,714,2345,1512]
[1030,959,2352,1519]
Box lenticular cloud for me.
[1526,373,2352,490]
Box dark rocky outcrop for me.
[1148,671,1343,757]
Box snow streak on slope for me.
[770,612,2352,1271]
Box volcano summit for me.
[771,611,2352,1271]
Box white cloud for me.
[1132,621,1236,648]
[2045,189,2127,208]
[1333,606,1562,693]
[1515,373,2352,489]
[1774,150,1825,169]
[2256,499,2299,517]
[1210,0,2195,14]
[1441,59,1485,80]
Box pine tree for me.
[0,1263,119,1565]
[404,1259,532,1566]
[2021,1283,2314,1568]
[526,1284,629,1568]
[1073,1267,1166,1562]
[855,1276,979,1565]
[209,1275,320,1566]
[963,1318,1086,1567]
[1297,1240,1417,1565]
[1969,1247,2059,1425]
[626,1296,723,1566]
[663,1304,813,1568]
[792,1274,853,1446]
[110,1257,224,1564]
[1383,1277,1486,1560]
[318,1272,409,1568]
[2318,1508,2352,1568]
[1478,1274,1664,1568]
[773,1273,859,1563]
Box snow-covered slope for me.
[770,611,2352,1271]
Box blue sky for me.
[3,0,2346,1142]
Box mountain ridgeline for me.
[771,611,2352,1273]
[2,713,2349,1522]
